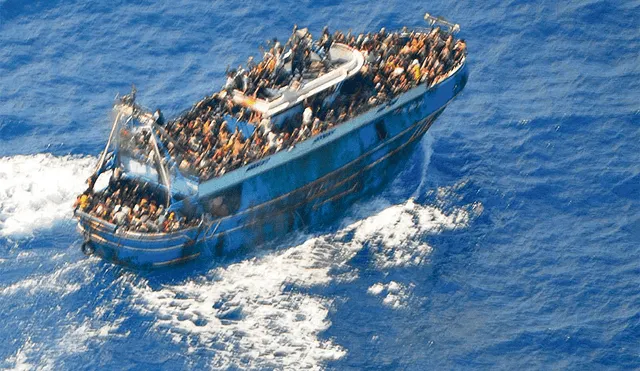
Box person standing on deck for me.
[291,44,304,76]
[320,26,333,60]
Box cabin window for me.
[375,120,387,140]
[340,74,372,96]
[206,184,243,217]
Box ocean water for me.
[1,0,639,369]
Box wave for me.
[0,259,91,297]
[367,281,414,309]
[1,142,481,369]
[128,192,480,369]
[0,154,96,237]
[343,196,475,270]
[129,238,347,370]
[0,258,128,371]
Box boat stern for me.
[75,210,202,268]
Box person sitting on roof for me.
[454,39,467,60]
[289,24,300,47]
[303,49,312,70]
[240,70,252,93]
[246,56,256,70]
[258,116,273,136]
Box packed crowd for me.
[80,24,467,232]
[75,172,201,233]
[156,25,466,182]
[119,128,156,164]
[225,26,335,98]
[341,26,466,98]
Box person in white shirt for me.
[303,106,313,126]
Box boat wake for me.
[1,144,482,369]
[129,238,346,369]
[0,154,96,237]
[0,259,89,297]
[127,192,480,369]
[0,259,129,371]
[412,132,434,199]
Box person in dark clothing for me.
[320,26,333,56]
[291,45,304,76]
[121,84,137,105]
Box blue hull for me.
[77,61,469,268]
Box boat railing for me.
[75,209,117,233]
[75,209,202,242]
[429,54,466,88]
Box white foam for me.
[130,237,347,370]
[2,264,128,371]
[367,281,414,309]
[130,194,479,368]
[0,259,92,297]
[367,282,385,295]
[0,153,96,237]
[340,197,473,270]
[2,339,37,371]
[412,133,434,198]
[55,317,125,354]
[3,314,127,371]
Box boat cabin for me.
[231,43,364,128]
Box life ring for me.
[81,240,94,256]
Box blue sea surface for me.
[1,0,639,369]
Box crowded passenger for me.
[80,24,467,231]
[157,25,465,181]
[74,176,201,233]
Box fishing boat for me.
[74,13,469,267]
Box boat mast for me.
[93,110,122,176]
[147,125,172,206]
[121,85,173,206]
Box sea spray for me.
[0,154,96,237]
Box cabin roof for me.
[231,43,364,118]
